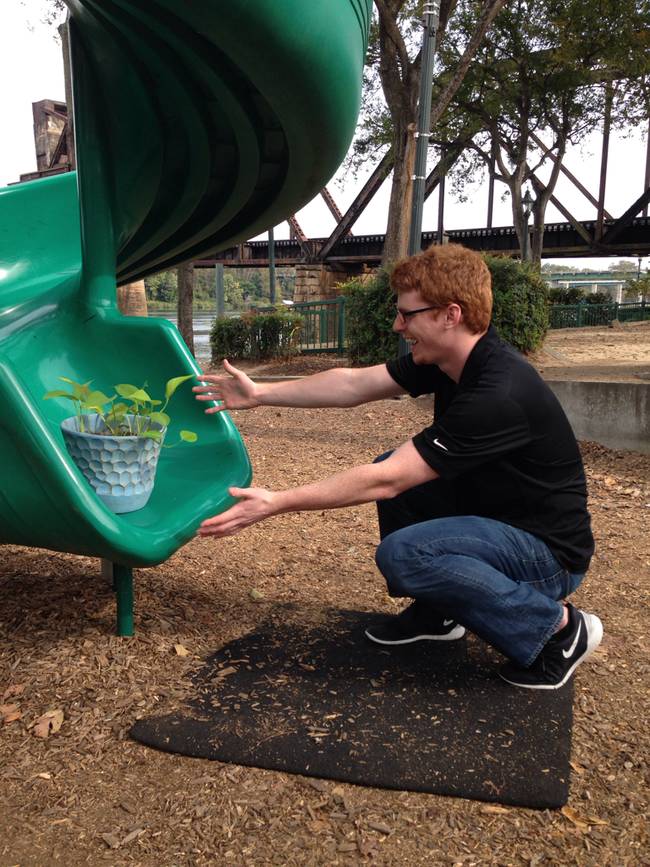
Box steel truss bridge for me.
[198,216,650,269]
[21,100,650,269]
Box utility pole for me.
[268,227,276,305]
[400,1,441,355]
[522,189,533,263]
[407,0,441,258]
[215,263,225,317]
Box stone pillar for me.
[294,265,352,303]
[117,280,148,316]
[31,100,68,171]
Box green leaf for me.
[140,429,162,441]
[85,390,111,408]
[129,388,151,403]
[115,383,138,399]
[180,430,198,443]
[43,390,76,401]
[148,411,170,427]
[165,375,193,401]
[59,377,91,400]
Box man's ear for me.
[445,303,463,327]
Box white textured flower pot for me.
[61,414,166,514]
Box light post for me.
[522,189,533,263]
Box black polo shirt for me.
[386,326,594,573]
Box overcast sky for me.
[2,1,648,271]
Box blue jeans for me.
[373,454,583,666]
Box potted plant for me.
[44,375,197,514]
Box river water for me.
[149,310,219,362]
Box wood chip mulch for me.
[1,375,649,865]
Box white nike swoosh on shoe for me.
[563,619,582,658]
[433,438,448,451]
[443,619,454,626]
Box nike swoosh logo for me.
[563,620,582,658]
[443,619,454,626]
[433,438,449,451]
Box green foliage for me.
[486,257,549,352]
[624,273,650,301]
[436,0,650,263]
[209,317,251,360]
[44,375,197,445]
[146,270,178,304]
[210,310,303,362]
[548,286,586,304]
[338,270,399,365]
[144,267,296,311]
[609,260,639,272]
[584,291,611,305]
[337,259,549,363]
[541,263,589,274]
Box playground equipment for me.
[0,0,371,634]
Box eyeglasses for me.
[394,304,444,324]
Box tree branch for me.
[430,0,509,129]
[374,0,411,81]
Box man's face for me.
[393,288,449,364]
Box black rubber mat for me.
[131,608,573,808]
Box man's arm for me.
[197,440,438,538]
[194,359,406,413]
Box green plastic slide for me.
[0,1,370,616]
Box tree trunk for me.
[382,123,417,267]
[506,178,528,262]
[177,262,195,354]
[117,280,148,316]
[530,210,545,268]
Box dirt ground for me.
[1,323,649,866]
[529,320,650,383]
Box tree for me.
[541,263,586,274]
[145,270,178,303]
[624,273,650,301]
[43,1,66,24]
[437,0,650,265]
[354,1,508,266]
[177,263,195,354]
[548,286,586,304]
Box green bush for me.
[486,256,549,353]
[584,291,611,305]
[548,286,585,305]
[337,257,549,364]
[338,270,399,365]
[210,310,303,362]
[210,316,250,361]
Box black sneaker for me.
[499,604,603,690]
[364,601,466,645]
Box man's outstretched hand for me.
[197,487,279,538]
[193,359,260,413]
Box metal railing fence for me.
[549,300,650,329]
[215,296,648,356]
[292,297,346,353]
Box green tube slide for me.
[0,1,371,569]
